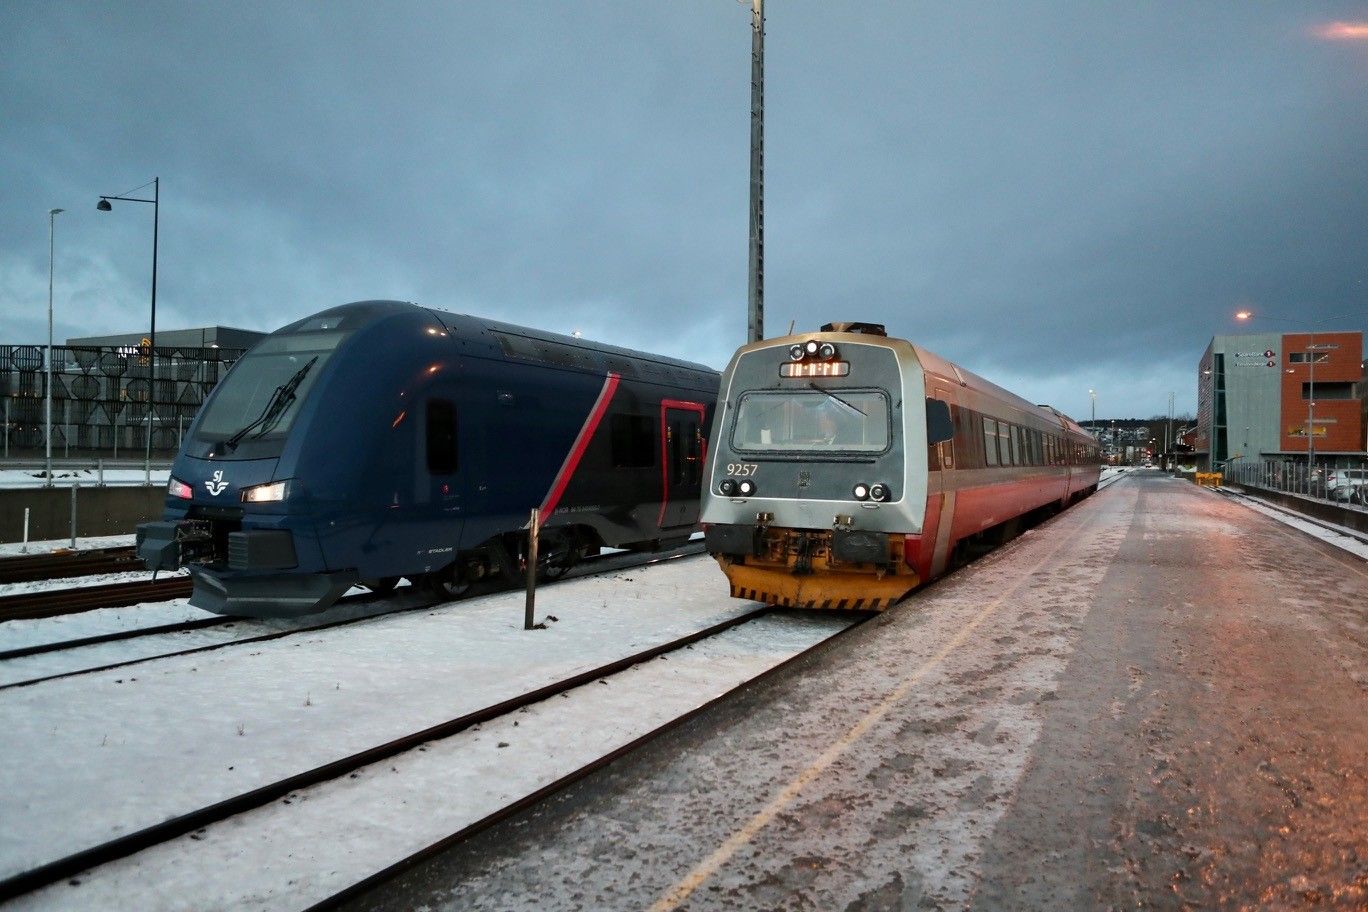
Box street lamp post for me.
[97,177,159,476]
[46,208,64,487]
[1088,388,1096,431]
[746,0,764,343]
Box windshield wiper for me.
[224,357,318,450]
[810,382,867,416]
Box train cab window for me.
[983,418,999,466]
[610,414,656,468]
[426,399,458,474]
[195,329,350,442]
[731,390,891,454]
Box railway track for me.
[0,546,142,584]
[0,576,191,622]
[0,545,708,690]
[0,604,866,905]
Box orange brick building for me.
[1196,330,1365,469]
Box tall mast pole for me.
[746,0,764,343]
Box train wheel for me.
[536,532,580,582]
[423,568,469,599]
[363,577,400,595]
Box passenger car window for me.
[983,418,999,466]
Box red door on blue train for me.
[659,401,707,529]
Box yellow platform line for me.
[649,512,1097,912]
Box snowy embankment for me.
[0,468,169,489]
[0,554,836,909]
[1218,489,1368,560]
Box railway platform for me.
[346,471,1367,911]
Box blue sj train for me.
[137,301,719,617]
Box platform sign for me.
[1232,349,1277,367]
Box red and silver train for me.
[700,321,1102,609]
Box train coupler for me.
[136,520,213,572]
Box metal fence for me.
[1223,456,1368,506]
[1,344,244,459]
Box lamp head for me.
[1235,309,1252,321]
[96,199,113,212]
[49,208,64,216]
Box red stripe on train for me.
[538,373,621,519]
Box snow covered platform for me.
[346,471,1368,911]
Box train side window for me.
[983,418,999,466]
[610,414,656,468]
[426,399,458,475]
[669,419,685,485]
[682,419,702,486]
[1000,422,1014,466]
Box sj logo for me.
[205,470,228,496]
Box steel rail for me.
[0,576,192,622]
[306,609,872,912]
[0,545,707,690]
[0,615,231,661]
[0,605,777,903]
[0,546,141,584]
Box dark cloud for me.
[1,0,1364,421]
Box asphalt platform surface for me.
[345,471,1367,911]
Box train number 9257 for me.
[726,463,759,476]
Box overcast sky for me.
[2,1,1365,421]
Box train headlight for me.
[869,483,891,502]
[242,480,291,503]
[788,344,805,361]
[737,479,757,497]
[719,478,739,496]
[168,477,193,500]
[852,483,870,501]
[804,340,820,356]
[818,342,837,360]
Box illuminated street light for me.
[96,178,159,475]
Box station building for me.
[1195,330,1366,470]
[1,324,264,458]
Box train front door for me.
[659,400,707,529]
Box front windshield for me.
[196,331,349,440]
[731,389,891,453]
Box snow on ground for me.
[0,597,212,655]
[1219,490,1368,560]
[0,468,169,489]
[0,567,186,599]
[0,533,135,557]
[0,586,431,687]
[12,611,849,912]
[0,554,759,882]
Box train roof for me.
[732,324,1090,437]
[283,300,718,385]
[909,343,1089,435]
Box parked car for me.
[1327,469,1368,504]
